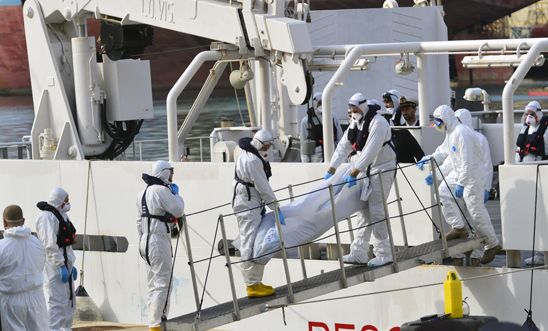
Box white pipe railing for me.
[502,40,548,165]
[166,51,222,162]
[321,38,548,162]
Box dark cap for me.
[399,96,417,108]
[3,205,23,222]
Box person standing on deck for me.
[0,204,48,330]
[137,160,185,331]
[36,187,77,331]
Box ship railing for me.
[0,136,32,160]
[172,158,462,329]
[129,135,210,162]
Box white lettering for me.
[141,0,175,24]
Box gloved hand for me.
[425,173,433,186]
[71,266,78,281]
[455,184,464,198]
[484,190,490,203]
[59,266,69,283]
[324,167,336,180]
[168,183,179,195]
[260,206,266,217]
[416,156,430,171]
[343,175,357,188]
[277,210,286,225]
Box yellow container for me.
[444,271,463,318]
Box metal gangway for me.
[166,159,484,331]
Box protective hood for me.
[47,187,68,208]
[387,89,401,110]
[4,225,31,239]
[312,91,322,111]
[349,92,368,113]
[251,128,274,151]
[455,108,473,129]
[433,105,457,131]
[152,160,173,183]
[524,101,543,124]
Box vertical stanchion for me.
[288,185,308,279]
[218,215,240,320]
[393,173,408,247]
[328,184,348,288]
[430,159,448,256]
[182,215,201,314]
[378,171,399,272]
[346,217,355,242]
[273,202,294,302]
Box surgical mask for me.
[351,113,363,122]
[386,107,394,115]
[61,203,71,213]
[526,115,538,126]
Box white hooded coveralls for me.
[36,187,76,331]
[435,109,493,258]
[300,92,343,163]
[0,226,48,331]
[232,136,277,286]
[137,161,185,328]
[432,105,499,251]
[330,98,396,263]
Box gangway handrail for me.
[177,158,469,331]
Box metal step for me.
[166,237,483,331]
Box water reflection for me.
[0,96,249,161]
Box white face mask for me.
[386,107,394,115]
[351,113,363,122]
[61,203,71,213]
[526,115,538,126]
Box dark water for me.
[0,96,249,161]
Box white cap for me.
[48,187,68,208]
[349,92,368,113]
[253,128,274,144]
[152,160,173,183]
[525,101,542,112]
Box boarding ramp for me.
[166,159,485,331]
[167,238,482,331]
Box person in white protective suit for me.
[300,91,343,163]
[423,108,493,266]
[137,160,185,331]
[232,128,282,297]
[0,205,48,330]
[35,187,77,331]
[381,89,403,125]
[417,105,500,264]
[514,101,547,266]
[325,93,396,267]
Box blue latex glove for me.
[260,206,266,217]
[343,175,357,188]
[277,210,286,225]
[168,183,179,195]
[71,266,78,281]
[425,173,433,186]
[416,157,430,171]
[484,190,490,203]
[59,266,69,283]
[323,172,334,180]
[455,184,464,198]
